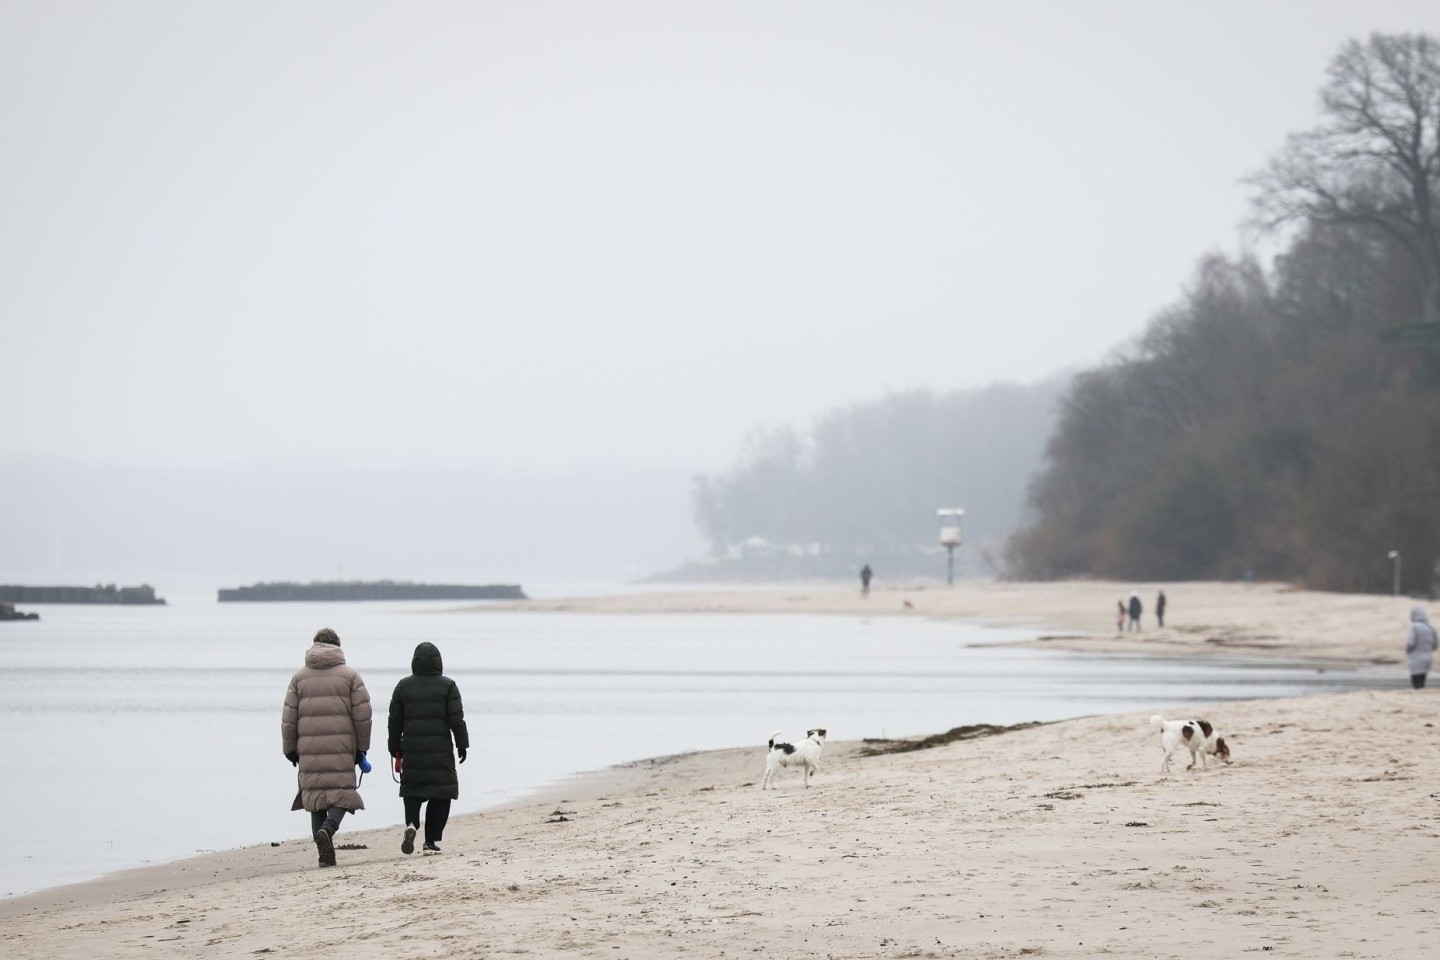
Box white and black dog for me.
[1151,715,1231,773]
[762,728,827,789]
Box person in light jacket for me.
[388,641,469,854]
[1405,606,1438,689]
[281,627,373,868]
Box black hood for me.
[411,641,443,676]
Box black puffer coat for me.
[387,642,469,800]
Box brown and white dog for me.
[1151,715,1231,773]
[762,728,827,789]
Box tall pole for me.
[1389,550,1401,596]
[937,507,964,588]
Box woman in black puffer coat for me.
[387,641,469,854]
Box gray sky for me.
[5,1,1440,476]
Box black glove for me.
[286,750,299,766]
[457,747,467,764]
[355,750,365,766]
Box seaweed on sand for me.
[859,720,1047,756]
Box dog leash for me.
[356,750,373,787]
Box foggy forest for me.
[699,32,1440,594]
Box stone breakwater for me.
[216,580,527,602]
[0,601,39,621]
[0,584,165,605]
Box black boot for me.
[315,820,337,867]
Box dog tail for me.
[767,729,783,748]
[1149,714,1165,729]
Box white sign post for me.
[937,508,965,587]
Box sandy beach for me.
[4,580,1437,959]
[489,579,1420,665]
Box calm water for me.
[0,598,1395,896]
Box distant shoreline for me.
[470,578,1415,667]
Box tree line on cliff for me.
[1008,33,1440,593]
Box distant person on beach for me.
[1405,607,1437,689]
[1156,591,1167,628]
[1117,599,1127,632]
[281,627,373,868]
[860,564,873,597]
[1128,593,1142,632]
[388,641,469,855]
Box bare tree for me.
[1250,33,1440,324]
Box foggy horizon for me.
[5,3,1440,586]
[0,455,705,591]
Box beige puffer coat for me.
[281,642,373,812]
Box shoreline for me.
[5,581,1435,958]
[474,578,1417,666]
[0,755,643,919]
[8,688,1438,958]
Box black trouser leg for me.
[424,799,452,844]
[1413,673,1428,689]
[310,807,348,835]
[404,797,424,828]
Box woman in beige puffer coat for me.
[281,627,372,867]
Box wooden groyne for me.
[217,581,527,602]
[0,584,165,605]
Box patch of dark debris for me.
[859,721,1047,756]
